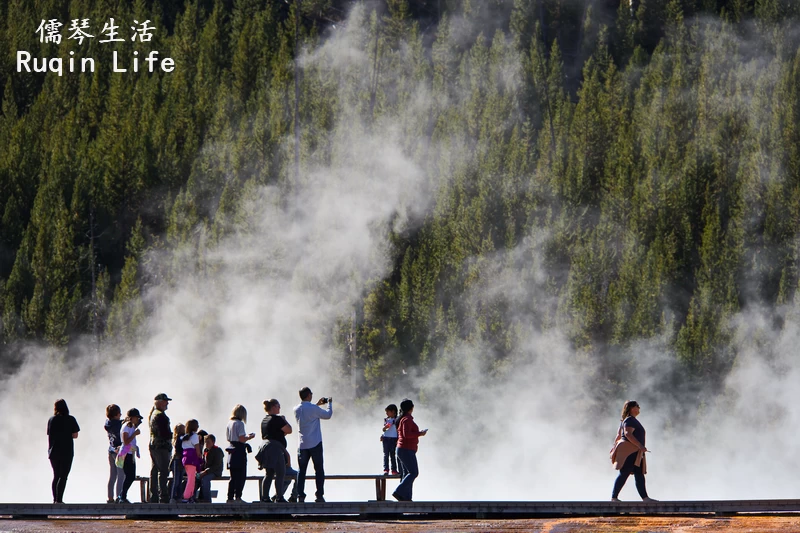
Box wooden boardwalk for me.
[2,500,800,520]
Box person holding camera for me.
[293,387,333,503]
[116,408,142,504]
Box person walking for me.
[392,398,427,502]
[226,404,255,503]
[610,400,657,502]
[294,387,333,503]
[116,408,143,504]
[104,404,124,503]
[148,393,173,503]
[47,399,80,504]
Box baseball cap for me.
[154,393,172,401]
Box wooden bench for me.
[137,474,401,502]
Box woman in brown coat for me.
[610,400,657,502]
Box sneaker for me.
[106,498,115,504]
[226,499,236,503]
[117,497,131,504]
[610,497,621,502]
[234,497,249,504]
[315,496,326,503]
[169,498,177,504]
[642,497,659,502]
[288,495,298,503]
[383,470,389,476]
[391,470,400,476]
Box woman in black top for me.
[259,399,294,502]
[47,399,80,504]
[611,400,656,502]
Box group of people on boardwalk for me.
[47,388,431,504]
[48,392,654,504]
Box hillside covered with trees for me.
[1,0,800,404]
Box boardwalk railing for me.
[136,474,401,502]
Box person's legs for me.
[183,465,197,500]
[296,448,311,502]
[263,468,275,501]
[273,458,286,502]
[198,474,214,501]
[632,464,649,499]
[155,448,171,502]
[310,442,325,500]
[170,459,185,501]
[384,439,395,471]
[236,460,247,499]
[107,452,118,501]
[149,448,159,502]
[397,448,406,477]
[226,469,236,501]
[611,454,637,499]
[393,448,418,501]
[386,438,398,472]
[116,462,126,499]
[55,455,73,503]
[283,466,298,500]
[120,455,136,501]
[49,458,60,502]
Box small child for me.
[380,404,399,475]
[169,423,186,503]
[104,404,123,503]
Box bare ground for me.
[3,517,800,532]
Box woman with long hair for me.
[47,399,80,504]
[610,400,657,502]
[169,423,186,503]
[392,398,427,502]
[104,404,123,503]
[226,404,255,503]
[181,419,203,502]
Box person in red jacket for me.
[391,399,427,502]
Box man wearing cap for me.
[294,387,333,503]
[148,393,172,503]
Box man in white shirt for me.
[294,387,333,503]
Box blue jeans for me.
[394,448,418,501]
[197,473,218,501]
[296,442,324,500]
[169,457,185,501]
[283,466,298,499]
[382,437,398,472]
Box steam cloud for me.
[0,6,798,504]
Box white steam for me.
[1,5,800,506]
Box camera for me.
[320,397,330,404]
